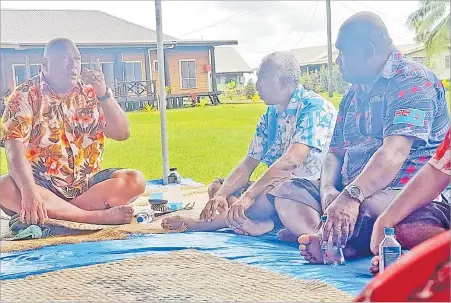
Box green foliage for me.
[244,79,256,99]
[406,1,450,56]
[142,103,157,112]
[225,80,237,100]
[198,97,209,107]
[251,92,261,103]
[442,79,450,91]
[300,64,350,95]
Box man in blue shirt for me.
[294,12,449,263]
[162,51,337,235]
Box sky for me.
[2,0,420,68]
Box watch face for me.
[349,186,361,197]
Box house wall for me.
[149,46,211,95]
[1,45,215,97]
[405,47,450,80]
[216,73,246,93]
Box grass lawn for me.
[0,92,448,184]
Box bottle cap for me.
[384,227,395,235]
[321,215,327,222]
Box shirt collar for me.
[39,72,83,96]
[377,48,404,80]
[276,84,305,116]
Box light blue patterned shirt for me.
[248,84,337,180]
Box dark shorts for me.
[268,178,451,255]
[37,168,122,202]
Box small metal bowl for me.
[148,199,169,212]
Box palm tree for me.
[406,0,450,56]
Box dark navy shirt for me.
[330,49,450,188]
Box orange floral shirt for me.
[1,73,106,199]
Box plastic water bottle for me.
[318,215,345,265]
[168,168,181,184]
[136,209,155,224]
[379,227,401,273]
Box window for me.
[100,62,115,84]
[153,60,159,72]
[123,62,143,81]
[180,60,196,89]
[238,76,245,84]
[446,55,450,68]
[13,64,40,86]
[412,56,427,65]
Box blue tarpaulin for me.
[0,231,373,296]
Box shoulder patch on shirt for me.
[393,108,425,126]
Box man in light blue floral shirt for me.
[162,51,337,237]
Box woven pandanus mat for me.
[0,192,208,253]
[0,249,353,302]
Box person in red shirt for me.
[355,129,450,301]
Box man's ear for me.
[365,41,376,59]
[278,76,289,90]
[41,58,48,72]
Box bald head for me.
[43,38,78,58]
[42,38,82,93]
[335,12,395,84]
[337,11,393,51]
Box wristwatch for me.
[343,185,365,203]
[98,86,113,102]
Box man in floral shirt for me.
[162,51,337,236]
[0,38,146,226]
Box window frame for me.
[179,59,197,90]
[12,63,41,86]
[122,61,144,82]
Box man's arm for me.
[349,135,414,197]
[82,59,130,141]
[100,96,130,141]
[1,88,47,225]
[241,144,310,200]
[215,156,260,198]
[5,140,36,194]
[378,163,449,227]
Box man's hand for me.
[322,192,360,248]
[81,58,107,97]
[200,194,229,222]
[225,195,253,229]
[20,191,48,225]
[370,215,394,255]
[321,185,341,212]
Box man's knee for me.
[114,170,146,195]
[0,174,19,201]
[274,197,291,221]
[395,221,446,249]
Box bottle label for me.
[382,246,401,268]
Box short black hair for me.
[337,11,393,50]
[43,38,77,57]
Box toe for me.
[298,234,312,245]
[299,244,307,251]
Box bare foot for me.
[370,256,379,275]
[277,228,298,242]
[298,234,323,264]
[161,216,224,232]
[98,205,134,224]
[233,218,274,236]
